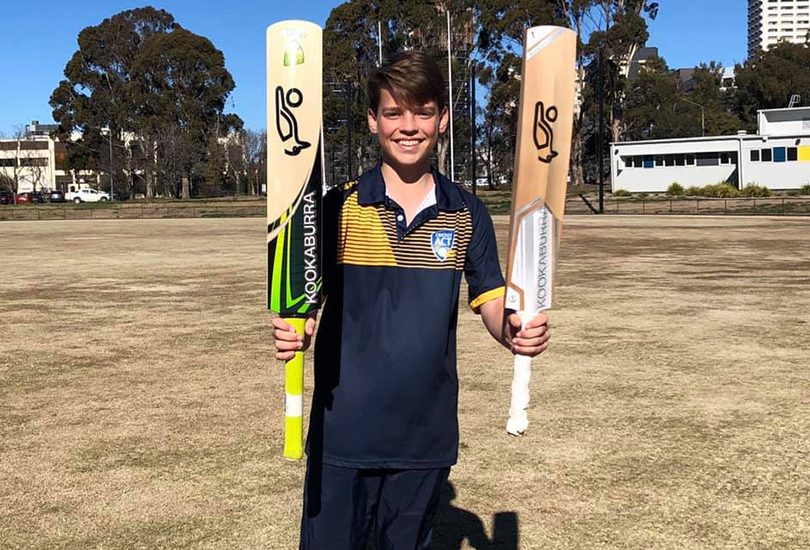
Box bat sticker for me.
[533,101,559,164]
[275,86,311,156]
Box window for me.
[0,158,16,167]
[761,148,773,162]
[696,152,720,166]
[720,153,731,164]
[787,147,798,161]
[632,156,643,168]
[19,157,48,167]
[643,156,654,169]
[751,149,761,162]
[675,154,686,166]
[686,154,696,165]
[773,146,787,162]
[665,155,676,167]
[624,156,642,168]
[655,155,664,167]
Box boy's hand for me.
[272,315,317,361]
[505,312,550,357]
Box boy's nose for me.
[399,113,418,132]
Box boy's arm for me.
[479,296,551,357]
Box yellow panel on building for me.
[799,146,810,161]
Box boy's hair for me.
[367,51,447,113]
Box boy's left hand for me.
[505,312,551,357]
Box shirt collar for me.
[357,162,465,212]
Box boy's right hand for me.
[272,316,317,361]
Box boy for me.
[272,51,550,550]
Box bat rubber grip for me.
[283,317,306,460]
[507,311,533,436]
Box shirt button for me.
[397,214,404,222]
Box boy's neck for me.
[380,159,433,192]
[380,159,435,225]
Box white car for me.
[66,188,111,203]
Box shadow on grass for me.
[433,482,519,550]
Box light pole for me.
[102,126,114,200]
[426,1,455,181]
[682,98,705,137]
[445,7,455,182]
[377,20,383,66]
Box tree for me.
[732,41,810,131]
[622,56,689,140]
[322,1,478,183]
[476,1,562,187]
[131,28,240,198]
[476,1,660,186]
[319,1,664,189]
[687,63,742,136]
[50,7,240,199]
[243,129,265,196]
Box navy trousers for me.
[300,461,450,550]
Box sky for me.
[0,0,747,137]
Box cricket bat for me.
[504,26,576,436]
[266,20,323,460]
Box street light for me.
[102,126,114,200]
[682,98,705,137]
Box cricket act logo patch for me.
[431,230,456,262]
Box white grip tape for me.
[506,311,534,436]
[285,394,303,417]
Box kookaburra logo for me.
[275,86,311,156]
[533,101,558,164]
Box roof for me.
[757,106,810,115]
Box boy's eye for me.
[417,111,434,119]
[383,110,400,119]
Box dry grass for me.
[0,216,808,549]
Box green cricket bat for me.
[266,20,323,460]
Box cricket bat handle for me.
[283,317,306,460]
[507,311,533,436]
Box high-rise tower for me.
[748,0,810,58]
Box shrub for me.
[667,182,684,196]
[613,189,632,197]
[701,182,740,198]
[684,186,702,196]
[740,184,772,197]
[800,184,810,195]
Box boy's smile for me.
[368,88,448,174]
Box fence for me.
[0,201,265,222]
[565,196,810,216]
[2,196,810,222]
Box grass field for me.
[1,215,808,549]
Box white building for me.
[610,107,810,193]
[748,0,810,58]
[0,121,104,193]
[0,122,69,193]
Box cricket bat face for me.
[504,26,576,315]
[266,20,323,317]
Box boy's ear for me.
[439,106,449,134]
[367,108,379,134]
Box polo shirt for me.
[309,163,504,469]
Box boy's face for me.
[368,87,448,173]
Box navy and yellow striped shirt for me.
[309,164,504,469]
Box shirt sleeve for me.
[464,195,505,313]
